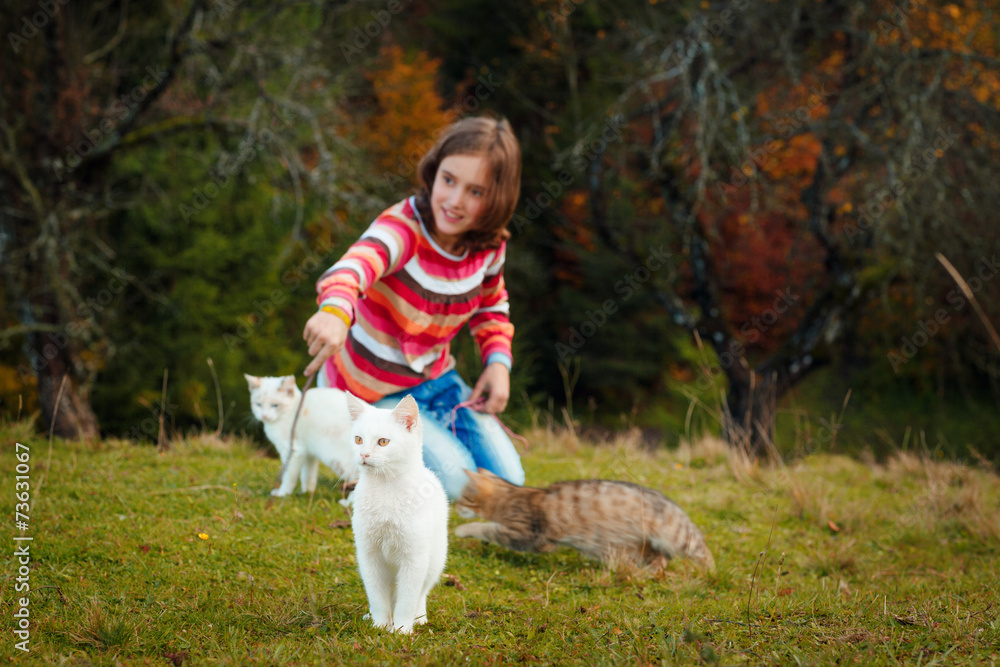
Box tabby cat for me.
[454,469,715,571]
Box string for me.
[276,371,316,488]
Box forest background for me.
[2,0,999,461]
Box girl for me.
[302,116,525,498]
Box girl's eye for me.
[378,438,389,447]
[354,436,362,445]
[471,189,483,197]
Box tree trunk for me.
[33,335,100,440]
[723,371,778,458]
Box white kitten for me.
[245,374,358,500]
[345,393,449,634]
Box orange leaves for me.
[358,44,456,173]
[874,0,1000,109]
[557,189,605,256]
[760,134,821,181]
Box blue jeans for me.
[375,370,525,499]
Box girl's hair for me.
[414,116,522,252]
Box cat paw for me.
[270,488,291,497]
[393,623,414,635]
[454,523,479,538]
[367,613,392,630]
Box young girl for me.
[302,116,524,499]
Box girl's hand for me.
[469,362,510,414]
[303,310,349,376]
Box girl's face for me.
[429,153,490,253]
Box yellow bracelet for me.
[320,305,352,328]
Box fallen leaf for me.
[328,521,351,529]
[162,651,189,667]
[444,574,465,590]
[892,613,933,627]
[828,520,840,532]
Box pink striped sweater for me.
[315,197,514,402]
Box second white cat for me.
[346,393,449,634]
[245,374,358,499]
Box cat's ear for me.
[279,375,298,396]
[244,374,261,389]
[463,468,485,488]
[463,469,497,495]
[391,395,420,432]
[345,392,368,422]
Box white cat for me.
[244,374,358,499]
[345,393,449,634]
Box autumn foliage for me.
[358,43,457,177]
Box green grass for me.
[2,421,999,665]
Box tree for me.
[588,0,1000,454]
[416,0,1000,453]
[0,1,358,437]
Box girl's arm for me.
[315,213,418,323]
[468,245,514,412]
[305,207,418,375]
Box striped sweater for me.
[315,197,514,402]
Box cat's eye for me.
[378,438,389,447]
[354,436,362,445]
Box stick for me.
[158,368,169,452]
[46,374,68,470]
[935,252,1000,353]
[207,357,225,437]
[277,372,315,487]
[48,374,68,445]
[747,505,778,642]
[151,484,241,495]
[36,374,69,507]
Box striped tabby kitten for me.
[454,469,715,572]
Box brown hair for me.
[414,116,522,252]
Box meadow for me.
[2,416,999,665]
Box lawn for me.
[2,418,999,665]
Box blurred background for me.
[2,0,998,460]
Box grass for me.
[2,420,999,665]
